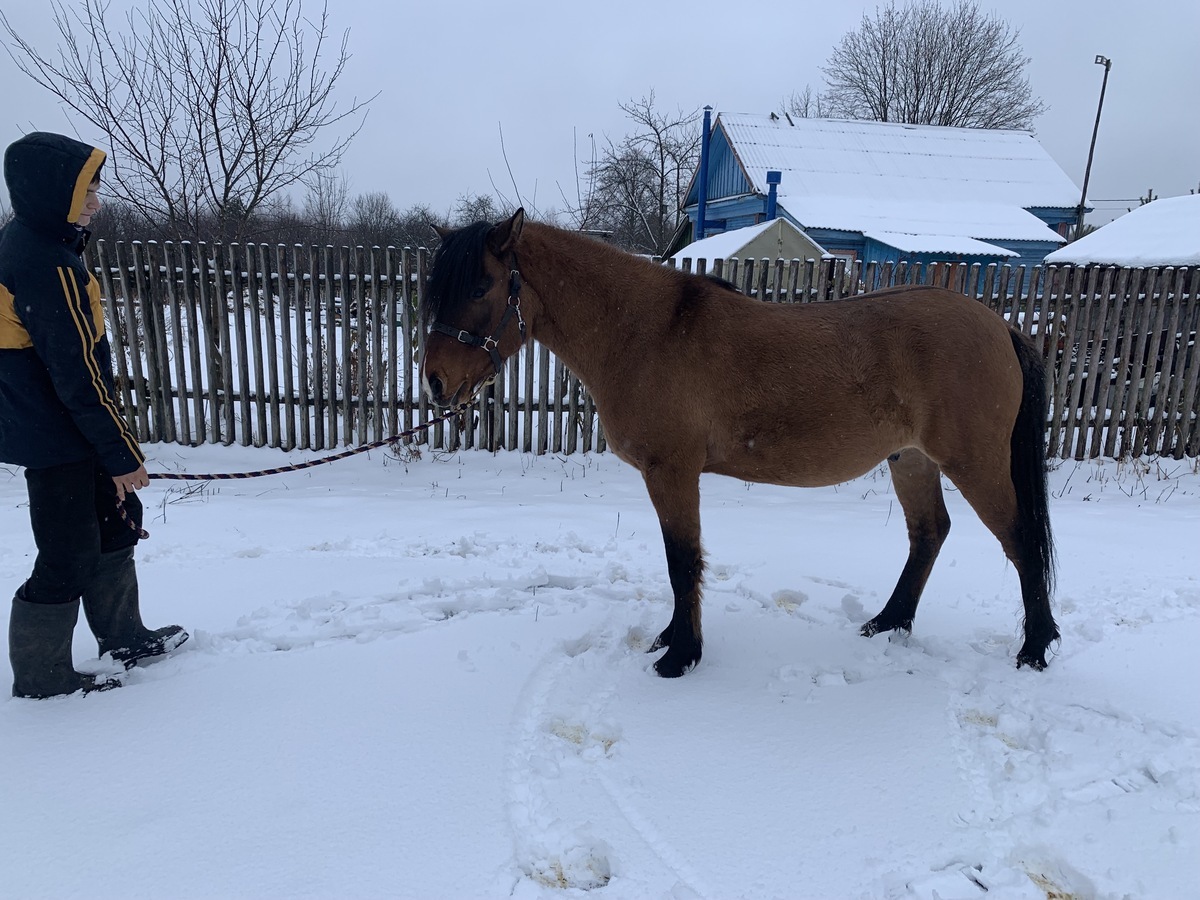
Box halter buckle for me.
[508,293,526,337]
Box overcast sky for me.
[2,0,1196,228]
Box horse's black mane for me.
[422,220,493,328]
[704,274,740,293]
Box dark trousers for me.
[22,459,142,605]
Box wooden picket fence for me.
[87,240,1200,460]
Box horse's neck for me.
[522,225,667,380]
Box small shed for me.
[1043,194,1200,268]
[670,217,826,267]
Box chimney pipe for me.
[696,106,712,240]
[765,170,781,220]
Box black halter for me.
[430,258,526,374]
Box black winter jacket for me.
[0,132,143,474]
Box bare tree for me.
[452,193,510,226]
[302,169,350,244]
[819,0,1045,130]
[781,86,830,119]
[570,92,700,255]
[1,0,373,241]
[394,203,447,249]
[343,191,398,248]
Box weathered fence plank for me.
[1087,267,1128,460]
[180,243,207,445]
[1174,269,1200,458]
[275,245,297,451]
[161,243,191,445]
[244,245,269,447]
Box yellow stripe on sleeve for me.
[57,267,144,463]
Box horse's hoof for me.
[652,646,701,678]
[1017,628,1059,671]
[648,623,673,653]
[860,616,912,638]
[1016,650,1048,671]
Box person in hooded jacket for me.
[0,131,188,699]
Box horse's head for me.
[421,208,528,407]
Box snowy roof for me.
[670,218,826,263]
[1043,194,1200,267]
[715,113,1078,247]
[720,113,1082,208]
[790,197,1057,250]
[864,231,1018,258]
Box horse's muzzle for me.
[425,373,447,406]
[423,370,477,408]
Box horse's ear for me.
[430,222,451,240]
[488,208,525,255]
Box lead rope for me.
[117,402,471,539]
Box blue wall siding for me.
[685,126,750,208]
[1027,206,1080,240]
[988,240,1062,272]
[684,194,765,237]
[806,227,864,258]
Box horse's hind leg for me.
[862,449,951,639]
[941,456,1058,670]
[641,463,704,678]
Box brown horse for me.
[421,209,1057,678]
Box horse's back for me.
[705,284,1020,386]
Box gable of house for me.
[670,217,826,266]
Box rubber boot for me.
[82,548,189,667]
[9,591,121,699]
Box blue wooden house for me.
[677,111,1085,272]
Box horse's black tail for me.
[1009,329,1057,633]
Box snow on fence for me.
[88,241,1199,460]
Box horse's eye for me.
[470,287,487,299]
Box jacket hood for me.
[3,132,106,240]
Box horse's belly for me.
[705,443,890,488]
[703,406,904,487]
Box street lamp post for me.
[1075,55,1112,239]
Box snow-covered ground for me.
[1,445,1197,899]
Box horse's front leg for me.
[642,464,704,678]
